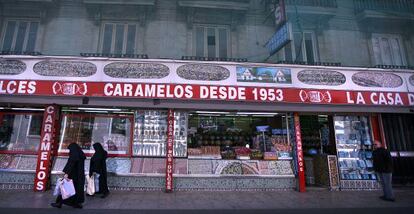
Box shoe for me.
[380,196,395,202]
[86,194,94,197]
[100,192,110,198]
[72,204,83,209]
[50,203,62,208]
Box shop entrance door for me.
[299,115,335,187]
[381,113,414,185]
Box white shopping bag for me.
[94,173,100,193]
[60,179,76,200]
[53,178,63,196]
[85,174,95,195]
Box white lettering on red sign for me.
[165,109,175,192]
[34,105,57,191]
[409,93,414,106]
[370,92,403,105]
[252,88,283,101]
[104,83,194,99]
[0,80,36,94]
[2,79,414,107]
[294,113,306,192]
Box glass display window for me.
[187,112,291,160]
[59,113,132,156]
[0,112,43,154]
[133,110,188,157]
[334,115,376,180]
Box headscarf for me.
[68,143,86,160]
[92,142,107,160]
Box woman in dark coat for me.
[89,142,110,198]
[51,143,86,209]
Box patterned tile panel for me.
[298,70,346,86]
[352,72,403,87]
[0,171,34,184]
[340,180,381,190]
[130,158,187,174]
[177,64,230,81]
[188,159,294,176]
[104,62,169,79]
[107,158,131,174]
[0,59,26,75]
[33,61,96,77]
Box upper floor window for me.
[100,23,137,54]
[1,20,39,52]
[372,34,406,66]
[281,31,318,64]
[194,25,230,58]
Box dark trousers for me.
[97,173,109,194]
[378,173,395,199]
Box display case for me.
[59,113,132,156]
[334,116,376,180]
[0,112,42,154]
[133,110,187,157]
[271,129,292,159]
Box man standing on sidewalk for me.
[373,140,395,202]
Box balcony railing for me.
[182,56,248,62]
[80,53,148,59]
[285,0,337,8]
[354,0,414,13]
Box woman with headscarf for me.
[89,142,110,198]
[51,143,86,209]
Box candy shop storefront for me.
[0,55,413,192]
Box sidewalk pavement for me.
[0,187,413,214]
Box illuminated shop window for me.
[59,113,132,156]
[133,110,188,157]
[334,115,376,180]
[0,113,43,153]
[187,112,291,160]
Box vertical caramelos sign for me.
[34,105,59,191]
[165,109,174,192]
[294,113,306,192]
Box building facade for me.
[0,0,413,191]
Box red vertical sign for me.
[34,105,60,191]
[165,109,174,192]
[294,113,306,192]
[370,115,381,143]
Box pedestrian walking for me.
[51,143,86,208]
[89,142,110,198]
[372,140,395,202]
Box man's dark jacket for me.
[373,148,393,173]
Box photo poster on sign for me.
[236,67,292,84]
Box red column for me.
[34,105,60,191]
[371,114,387,148]
[294,113,306,192]
[165,109,174,192]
